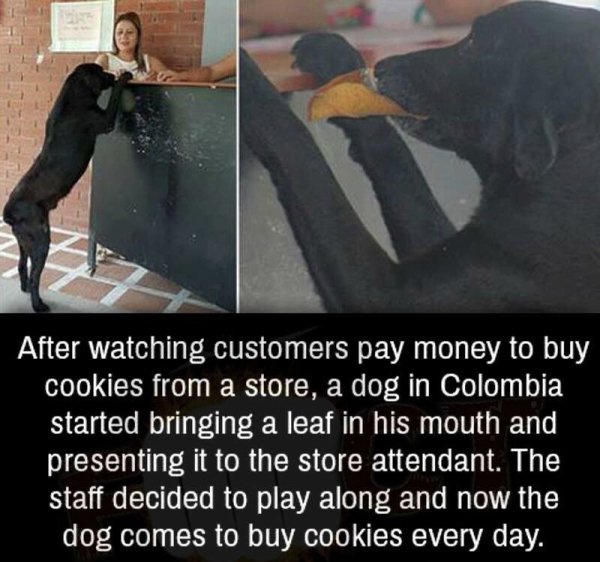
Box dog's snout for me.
[374,56,418,97]
[375,56,411,83]
[373,55,424,111]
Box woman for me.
[95,12,170,81]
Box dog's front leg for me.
[241,50,400,312]
[96,72,133,134]
[292,33,455,262]
[334,117,456,260]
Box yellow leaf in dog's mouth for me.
[308,70,426,121]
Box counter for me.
[89,82,236,311]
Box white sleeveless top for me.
[105,53,151,80]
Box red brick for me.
[10,45,37,56]
[19,15,46,25]
[155,12,186,23]
[18,111,42,121]
[182,1,203,13]
[179,22,201,34]
[165,55,193,68]
[118,1,143,13]
[1,16,25,27]
[153,33,192,45]
[0,90,22,100]
[9,100,35,111]
[6,170,23,182]
[150,22,178,33]
[10,62,37,74]
[25,5,44,16]
[64,217,91,233]
[148,1,178,12]
[20,28,47,41]
[3,146,20,159]
[16,135,40,146]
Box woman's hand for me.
[157,69,183,82]
[158,67,214,82]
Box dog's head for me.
[375,1,600,181]
[69,63,117,98]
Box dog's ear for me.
[510,59,560,182]
[512,106,558,182]
[82,67,113,94]
[511,40,600,182]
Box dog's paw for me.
[33,300,50,313]
[119,71,134,83]
[20,277,30,293]
[292,32,365,86]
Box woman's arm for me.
[95,53,109,70]
[157,53,236,83]
[145,55,170,80]
[205,53,236,81]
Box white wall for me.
[202,0,236,65]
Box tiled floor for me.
[0,221,222,313]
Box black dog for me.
[3,64,131,312]
[241,1,600,312]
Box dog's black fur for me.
[241,1,600,312]
[3,64,131,312]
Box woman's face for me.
[115,20,139,54]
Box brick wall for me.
[0,0,205,233]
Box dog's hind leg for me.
[25,209,51,313]
[241,49,401,312]
[292,33,455,261]
[29,238,50,312]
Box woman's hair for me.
[113,12,146,72]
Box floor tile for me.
[137,271,183,294]
[94,262,139,282]
[60,277,116,301]
[113,289,171,313]
[0,255,18,275]
[68,238,89,252]
[40,268,67,289]
[50,231,75,245]
[47,250,88,269]
[176,302,215,314]
[0,224,218,313]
